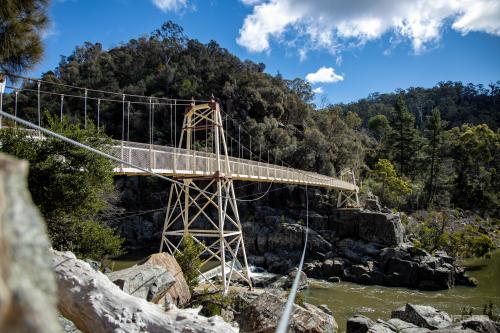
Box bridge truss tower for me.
[337,168,360,208]
[159,100,252,293]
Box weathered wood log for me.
[0,153,62,333]
[51,249,237,333]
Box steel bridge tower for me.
[159,100,252,293]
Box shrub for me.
[175,234,204,291]
[0,115,123,260]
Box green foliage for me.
[54,218,124,260]
[449,124,500,212]
[193,291,234,317]
[174,234,204,291]
[413,211,495,258]
[0,0,49,74]
[369,159,412,207]
[294,292,305,307]
[0,115,124,259]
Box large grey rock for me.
[0,154,62,333]
[234,292,338,333]
[284,269,309,290]
[107,264,176,303]
[391,304,452,330]
[387,318,429,333]
[138,252,191,306]
[459,315,497,333]
[330,209,404,246]
[347,315,375,333]
[52,249,237,333]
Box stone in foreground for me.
[0,153,62,333]
[138,252,192,306]
[107,264,176,303]
[391,304,452,330]
[234,292,337,333]
[347,315,375,333]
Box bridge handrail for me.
[109,140,358,191]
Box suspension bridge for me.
[0,73,360,294]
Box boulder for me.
[234,292,338,333]
[52,249,236,333]
[387,318,429,333]
[459,315,497,333]
[391,304,452,330]
[368,322,396,333]
[107,264,176,303]
[365,197,382,212]
[284,269,309,290]
[347,315,375,333]
[0,154,62,333]
[330,210,404,246]
[138,252,191,306]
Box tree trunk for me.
[51,249,236,333]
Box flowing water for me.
[302,250,500,332]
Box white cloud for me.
[306,67,343,84]
[240,0,266,5]
[152,0,188,12]
[237,0,500,55]
[313,87,324,94]
[41,22,59,40]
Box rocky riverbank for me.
[346,303,499,333]
[112,179,477,291]
[242,205,476,290]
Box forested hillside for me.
[10,21,499,216]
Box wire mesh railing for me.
[108,140,358,191]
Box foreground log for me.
[51,249,237,333]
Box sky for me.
[34,0,500,104]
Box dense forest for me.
[5,21,499,219]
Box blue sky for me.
[35,0,500,104]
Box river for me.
[302,250,500,332]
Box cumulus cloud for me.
[240,0,266,5]
[152,0,188,12]
[237,0,500,55]
[313,87,324,94]
[306,67,343,84]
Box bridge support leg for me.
[337,168,360,208]
[159,100,252,294]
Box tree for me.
[370,159,412,208]
[449,124,499,213]
[0,0,50,74]
[387,96,423,177]
[424,108,447,206]
[0,115,124,259]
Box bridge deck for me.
[109,141,358,192]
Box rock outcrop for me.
[303,241,475,290]
[347,315,376,333]
[347,304,498,333]
[52,249,237,333]
[138,252,191,306]
[106,264,176,303]
[233,292,338,333]
[330,209,405,246]
[0,154,62,333]
[391,304,452,330]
